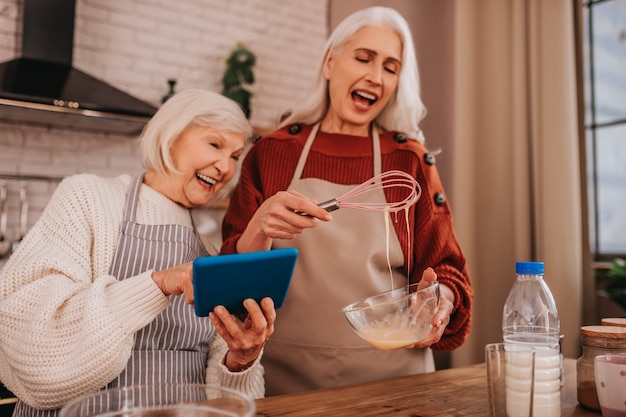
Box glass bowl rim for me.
[341,281,439,314]
[58,382,256,417]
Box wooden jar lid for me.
[581,325,626,338]
[601,318,626,327]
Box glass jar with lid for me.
[601,317,626,327]
[576,325,626,411]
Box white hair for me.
[139,88,253,202]
[279,6,426,142]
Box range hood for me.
[0,0,157,135]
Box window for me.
[583,0,626,259]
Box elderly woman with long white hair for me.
[221,7,474,395]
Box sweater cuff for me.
[103,270,170,334]
[217,348,265,397]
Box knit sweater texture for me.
[222,124,473,351]
[0,174,264,410]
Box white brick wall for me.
[0,0,328,264]
[72,0,328,125]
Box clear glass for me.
[486,343,535,417]
[58,384,256,417]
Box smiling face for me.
[146,124,245,208]
[321,25,402,136]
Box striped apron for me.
[14,175,213,417]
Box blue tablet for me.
[192,248,298,317]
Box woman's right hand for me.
[151,262,195,304]
[237,190,332,252]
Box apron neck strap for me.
[372,126,381,175]
[123,174,145,223]
[125,173,198,235]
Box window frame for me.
[581,0,626,262]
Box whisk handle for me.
[294,198,339,217]
[317,199,340,212]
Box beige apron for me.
[266,123,434,396]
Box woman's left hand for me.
[209,297,276,372]
[407,268,455,349]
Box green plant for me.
[221,43,255,119]
[598,258,626,311]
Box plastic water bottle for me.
[502,261,561,417]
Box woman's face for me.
[322,25,402,136]
[154,124,245,208]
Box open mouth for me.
[196,172,217,188]
[352,90,378,108]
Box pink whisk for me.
[315,170,421,213]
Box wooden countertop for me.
[255,358,598,416]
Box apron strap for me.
[292,123,320,180]
[372,126,381,176]
[123,173,200,240]
[123,174,145,223]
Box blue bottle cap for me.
[516,261,544,275]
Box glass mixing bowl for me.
[342,282,440,350]
[58,383,255,417]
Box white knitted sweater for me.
[0,174,264,410]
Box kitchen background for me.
[0,0,329,259]
[0,0,456,268]
[0,0,458,407]
[0,0,590,384]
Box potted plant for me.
[221,43,256,119]
[596,258,626,318]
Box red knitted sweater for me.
[221,124,473,351]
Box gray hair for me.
[140,88,253,202]
[279,6,426,142]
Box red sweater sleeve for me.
[409,156,473,351]
[221,124,473,351]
